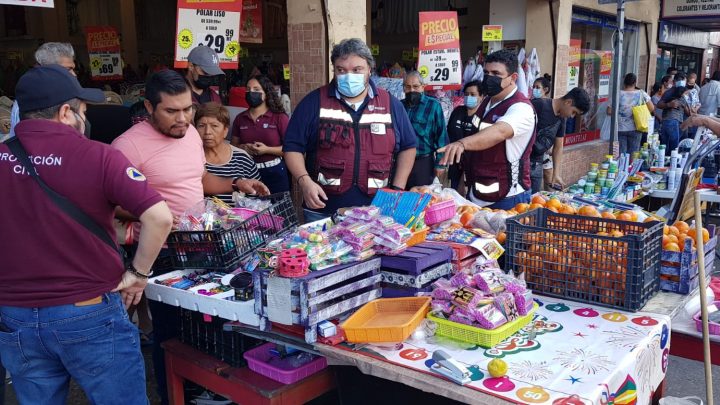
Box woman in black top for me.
[447,80,484,191]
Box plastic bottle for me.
[668,169,676,190]
[670,149,678,170]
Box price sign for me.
[417,11,462,90]
[283,64,290,80]
[89,54,122,79]
[84,26,123,80]
[175,0,242,69]
[482,25,503,41]
[370,44,380,56]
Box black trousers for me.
[406,154,435,190]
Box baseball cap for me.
[16,64,104,115]
[188,45,225,76]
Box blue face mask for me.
[336,73,367,98]
[464,95,478,109]
[532,88,544,99]
[676,80,686,88]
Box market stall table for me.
[162,339,335,405]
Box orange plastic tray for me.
[407,228,429,247]
[341,297,431,343]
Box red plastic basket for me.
[424,200,456,225]
[243,343,327,384]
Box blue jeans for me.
[661,119,681,155]
[618,130,642,156]
[0,293,148,405]
[488,189,531,210]
[258,160,290,194]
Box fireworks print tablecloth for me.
[357,297,671,405]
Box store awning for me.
[662,0,720,31]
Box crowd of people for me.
[3,35,718,404]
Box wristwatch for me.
[126,262,152,280]
[389,184,403,191]
[231,176,242,192]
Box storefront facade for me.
[656,21,714,82]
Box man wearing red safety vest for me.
[439,49,537,210]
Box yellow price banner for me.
[482,25,503,42]
[283,64,290,80]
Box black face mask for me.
[245,91,264,108]
[73,111,91,138]
[195,75,214,90]
[405,92,422,106]
[687,84,695,89]
[482,75,505,97]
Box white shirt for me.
[469,87,536,206]
[699,80,720,116]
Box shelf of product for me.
[660,222,717,294]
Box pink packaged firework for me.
[451,286,493,309]
[431,299,454,315]
[344,206,380,220]
[494,292,519,322]
[513,289,534,316]
[473,304,508,329]
[450,271,474,288]
[449,310,476,326]
[431,286,454,301]
[473,269,506,293]
[473,257,501,272]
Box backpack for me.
[530,98,561,159]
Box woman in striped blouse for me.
[195,102,264,205]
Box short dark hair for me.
[674,71,687,81]
[666,66,678,74]
[21,98,81,120]
[145,69,189,108]
[194,102,230,128]
[484,49,518,75]
[463,80,483,94]
[623,73,637,87]
[712,71,720,81]
[651,82,662,97]
[561,87,591,114]
[661,75,673,85]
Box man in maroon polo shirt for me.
[0,64,174,404]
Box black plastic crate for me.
[178,309,263,368]
[168,192,297,272]
[505,208,663,311]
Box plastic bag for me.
[600,115,611,141]
[659,397,703,405]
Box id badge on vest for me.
[370,123,386,135]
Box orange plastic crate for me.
[407,228,429,247]
[341,297,431,343]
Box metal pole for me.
[609,0,625,156]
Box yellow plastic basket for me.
[341,297,431,343]
[426,303,538,348]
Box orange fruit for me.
[515,203,530,214]
[460,212,474,227]
[645,217,659,223]
[547,206,559,213]
[673,221,690,234]
[546,198,562,210]
[529,203,544,210]
[559,204,577,215]
[687,227,710,244]
[531,195,547,205]
[664,242,680,252]
[610,230,625,238]
[601,211,616,219]
[678,234,695,249]
[668,226,681,238]
[616,212,633,222]
[496,232,507,244]
[663,225,670,235]
[620,210,638,222]
[578,205,601,217]
[662,235,671,246]
[664,234,679,246]
[597,231,610,237]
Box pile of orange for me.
[662,221,710,252]
[515,196,576,215]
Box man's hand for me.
[239,144,256,155]
[551,175,564,190]
[112,272,148,307]
[681,115,706,130]
[298,176,327,209]
[437,142,465,166]
[235,179,270,196]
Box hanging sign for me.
[239,0,262,44]
[661,0,720,18]
[0,0,53,7]
[283,64,290,80]
[567,39,581,90]
[482,25,503,42]
[417,11,462,90]
[598,51,612,102]
[174,0,242,69]
[84,26,123,81]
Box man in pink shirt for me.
[112,69,268,405]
